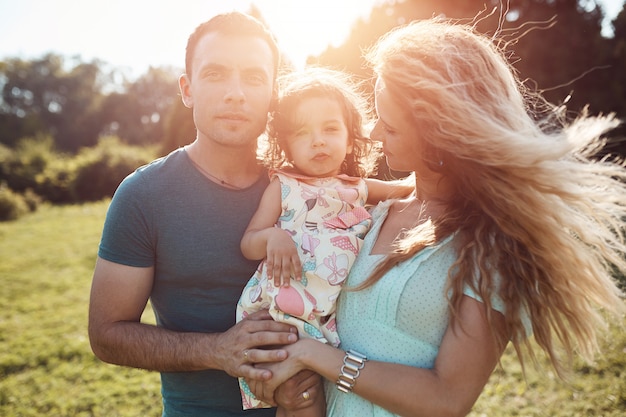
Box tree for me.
[100,66,179,146]
[0,54,105,151]
[312,0,625,159]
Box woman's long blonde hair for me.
[364,18,626,377]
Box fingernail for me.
[288,334,298,342]
[277,350,287,359]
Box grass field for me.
[0,201,624,416]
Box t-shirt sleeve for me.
[98,172,155,267]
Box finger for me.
[243,364,273,382]
[271,255,282,284]
[249,377,277,406]
[273,264,282,287]
[275,370,322,410]
[243,309,273,321]
[282,369,320,393]
[246,347,289,364]
[241,314,295,334]
[281,257,291,287]
[291,255,302,281]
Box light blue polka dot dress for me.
[325,200,506,417]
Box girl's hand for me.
[266,228,302,287]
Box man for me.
[88,12,314,416]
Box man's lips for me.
[217,112,248,121]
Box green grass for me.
[0,201,624,416]
[0,201,161,417]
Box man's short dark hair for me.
[185,11,280,80]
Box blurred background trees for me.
[0,0,625,211]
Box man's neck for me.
[185,140,262,189]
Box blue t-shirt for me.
[98,148,274,417]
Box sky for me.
[0,0,624,78]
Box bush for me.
[22,188,43,212]
[36,156,79,204]
[0,135,59,193]
[0,183,29,221]
[71,136,156,202]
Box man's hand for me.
[274,370,323,411]
[214,310,297,381]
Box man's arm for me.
[88,257,297,380]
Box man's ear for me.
[179,74,193,108]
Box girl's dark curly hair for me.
[262,67,381,178]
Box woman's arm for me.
[240,178,302,286]
[255,295,507,417]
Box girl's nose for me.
[312,132,325,147]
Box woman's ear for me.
[179,74,193,108]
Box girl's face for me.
[284,96,353,178]
[371,77,420,173]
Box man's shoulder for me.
[115,148,188,197]
[136,148,185,175]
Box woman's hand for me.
[246,338,320,404]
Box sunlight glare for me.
[255,0,378,69]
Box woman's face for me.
[370,77,421,173]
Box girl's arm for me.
[365,174,414,205]
[255,295,507,417]
[240,178,302,286]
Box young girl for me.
[236,67,411,412]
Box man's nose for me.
[224,78,245,103]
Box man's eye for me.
[246,74,266,85]
[205,71,222,80]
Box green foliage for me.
[0,136,157,204]
[35,153,80,203]
[0,182,29,221]
[0,202,624,416]
[0,134,59,193]
[71,137,156,202]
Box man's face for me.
[181,32,275,150]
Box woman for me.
[253,18,626,417]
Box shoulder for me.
[113,149,188,202]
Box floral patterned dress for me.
[237,170,371,409]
